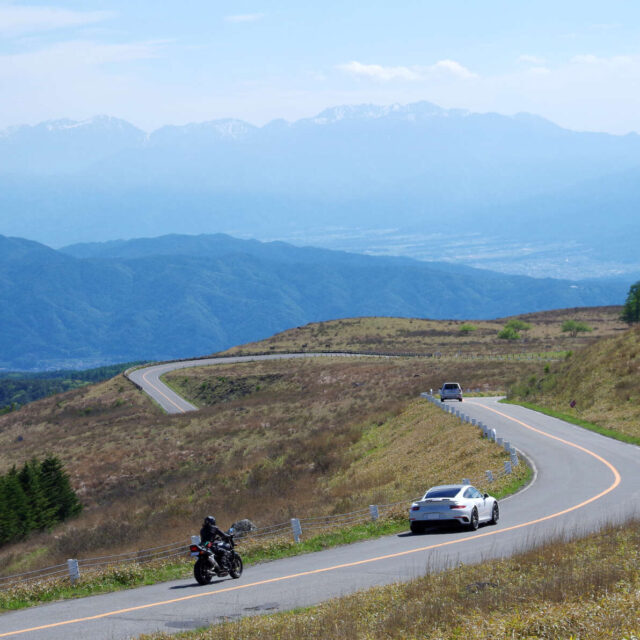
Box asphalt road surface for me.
[2,359,638,639]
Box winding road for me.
[1,356,638,640]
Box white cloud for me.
[570,54,632,66]
[428,59,476,79]
[337,59,476,82]
[337,61,420,81]
[0,3,112,36]
[224,13,264,23]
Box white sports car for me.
[409,484,499,533]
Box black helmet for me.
[204,515,216,526]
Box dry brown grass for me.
[221,307,626,357]
[0,357,528,576]
[141,520,640,640]
[510,324,640,439]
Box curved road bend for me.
[127,353,364,414]
[1,367,638,639]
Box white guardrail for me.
[0,392,521,590]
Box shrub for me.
[459,324,477,334]
[504,319,532,332]
[498,327,520,341]
[561,319,593,337]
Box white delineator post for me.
[291,518,302,543]
[369,505,379,521]
[504,460,512,474]
[485,470,494,483]
[67,559,80,584]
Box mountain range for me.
[0,233,630,371]
[1,102,639,277]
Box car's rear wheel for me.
[468,508,479,531]
[410,522,425,534]
[490,502,499,525]
[459,398,463,402]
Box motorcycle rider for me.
[200,515,232,571]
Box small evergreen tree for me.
[2,468,33,542]
[0,476,23,545]
[40,456,82,522]
[18,459,55,531]
[621,281,640,324]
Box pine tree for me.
[621,281,640,324]
[40,456,82,522]
[3,468,33,541]
[18,459,54,530]
[0,476,22,545]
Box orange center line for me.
[0,401,622,638]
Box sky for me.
[1,0,639,133]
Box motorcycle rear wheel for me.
[229,553,243,579]
[194,558,214,585]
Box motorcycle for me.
[189,529,243,584]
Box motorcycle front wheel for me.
[194,558,214,585]
[229,553,243,579]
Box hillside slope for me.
[508,325,640,439]
[0,355,526,574]
[224,307,626,357]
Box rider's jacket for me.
[200,523,231,545]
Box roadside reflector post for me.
[369,505,379,522]
[497,437,503,447]
[67,558,80,584]
[511,451,519,466]
[489,429,497,441]
[504,460,512,474]
[191,535,200,545]
[291,518,302,543]
[485,470,494,483]
[471,418,476,426]
[503,440,510,451]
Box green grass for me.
[501,399,640,446]
[0,561,192,612]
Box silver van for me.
[440,382,463,402]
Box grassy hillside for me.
[508,325,640,439]
[141,520,640,640]
[222,307,625,356]
[0,356,529,576]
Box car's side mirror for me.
[483,493,489,499]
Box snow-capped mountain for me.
[0,101,639,273]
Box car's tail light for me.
[411,505,420,511]
[449,504,467,509]
[189,545,199,552]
